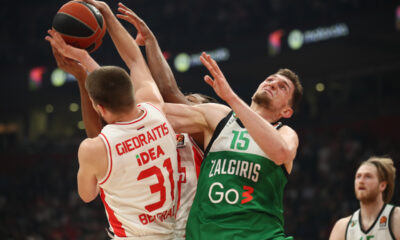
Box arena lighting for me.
[268,29,285,56]
[0,123,18,133]
[174,48,231,72]
[69,103,79,112]
[287,30,303,50]
[77,121,85,130]
[396,5,400,31]
[315,83,325,92]
[29,66,46,90]
[174,53,191,72]
[50,68,78,87]
[45,104,54,113]
[286,23,350,50]
[51,68,67,87]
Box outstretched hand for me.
[51,46,86,82]
[45,29,88,64]
[81,0,111,16]
[116,2,153,46]
[200,52,236,102]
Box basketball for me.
[52,1,106,53]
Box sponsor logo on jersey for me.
[208,159,261,183]
[379,216,387,228]
[351,220,357,227]
[176,134,186,148]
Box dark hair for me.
[276,68,303,111]
[185,93,219,104]
[86,66,134,113]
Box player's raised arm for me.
[200,52,298,165]
[50,47,102,137]
[45,29,100,72]
[83,0,163,108]
[119,9,189,104]
[164,102,230,146]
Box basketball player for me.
[329,157,400,240]
[81,1,215,238]
[163,52,303,239]
[46,19,180,239]
[109,4,213,238]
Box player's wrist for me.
[224,91,240,106]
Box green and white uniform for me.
[346,204,396,240]
[186,111,292,240]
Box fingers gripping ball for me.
[52,1,106,53]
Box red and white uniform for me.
[98,103,178,240]
[174,133,204,239]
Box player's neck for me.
[360,197,385,223]
[110,106,143,123]
[250,103,280,123]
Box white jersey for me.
[174,133,204,239]
[98,103,178,239]
[346,204,396,240]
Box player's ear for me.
[97,104,106,116]
[281,106,293,119]
[379,181,387,192]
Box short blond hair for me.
[361,156,396,203]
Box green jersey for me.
[186,112,292,240]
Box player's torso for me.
[346,204,396,240]
[186,112,288,239]
[99,103,178,239]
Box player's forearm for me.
[79,53,100,72]
[102,10,143,70]
[76,73,102,137]
[145,38,188,104]
[226,95,293,165]
[79,91,102,137]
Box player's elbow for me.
[79,192,97,203]
[271,146,294,165]
[78,187,98,203]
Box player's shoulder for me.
[391,205,400,221]
[329,216,351,240]
[278,124,299,142]
[78,137,106,161]
[335,215,352,226]
[391,206,400,240]
[278,124,296,133]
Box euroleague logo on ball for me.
[52,1,106,52]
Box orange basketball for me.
[52,1,106,53]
